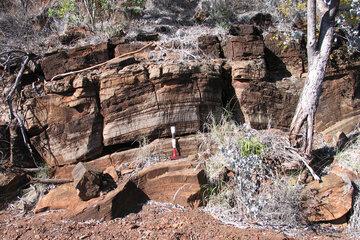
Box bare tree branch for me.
[307,0,317,64]
[31,177,73,184]
[3,53,38,166]
[50,42,155,81]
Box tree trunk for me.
[289,0,339,155]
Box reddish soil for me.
[0,202,347,240]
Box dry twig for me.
[50,42,155,81]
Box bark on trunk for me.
[289,0,339,155]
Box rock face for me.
[302,174,353,222]
[224,25,360,133]
[41,42,110,80]
[99,61,225,147]
[0,24,357,176]
[24,75,103,166]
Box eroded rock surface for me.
[302,174,353,222]
[36,159,205,220]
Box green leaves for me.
[238,138,265,157]
[47,0,77,19]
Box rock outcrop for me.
[100,60,225,147]
[35,159,205,220]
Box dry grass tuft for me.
[336,135,360,173]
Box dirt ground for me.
[0,201,349,240]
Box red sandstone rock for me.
[36,159,205,220]
[302,174,353,222]
[99,61,225,147]
[133,159,206,207]
[41,42,110,80]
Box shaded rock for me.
[104,166,119,182]
[73,180,149,221]
[0,124,10,163]
[136,32,159,42]
[336,132,349,150]
[249,13,272,28]
[302,174,353,222]
[264,33,305,78]
[9,122,33,167]
[74,170,102,201]
[0,172,29,208]
[72,162,116,201]
[41,42,110,80]
[229,24,262,37]
[24,76,103,166]
[198,35,222,59]
[59,27,93,46]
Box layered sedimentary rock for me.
[224,25,360,133]
[41,42,110,80]
[54,134,200,179]
[23,74,103,166]
[99,60,225,147]
[0,23,356,170]
[26,43,226,166]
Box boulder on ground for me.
[132,159,206,207]
[302,174,353,222]
[72,162,117,201]
[34,183,80,213]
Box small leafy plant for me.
[238,138,265,157]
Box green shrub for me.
[238,138,265,157]
[48,0,77,19]
[48,0,117,29]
